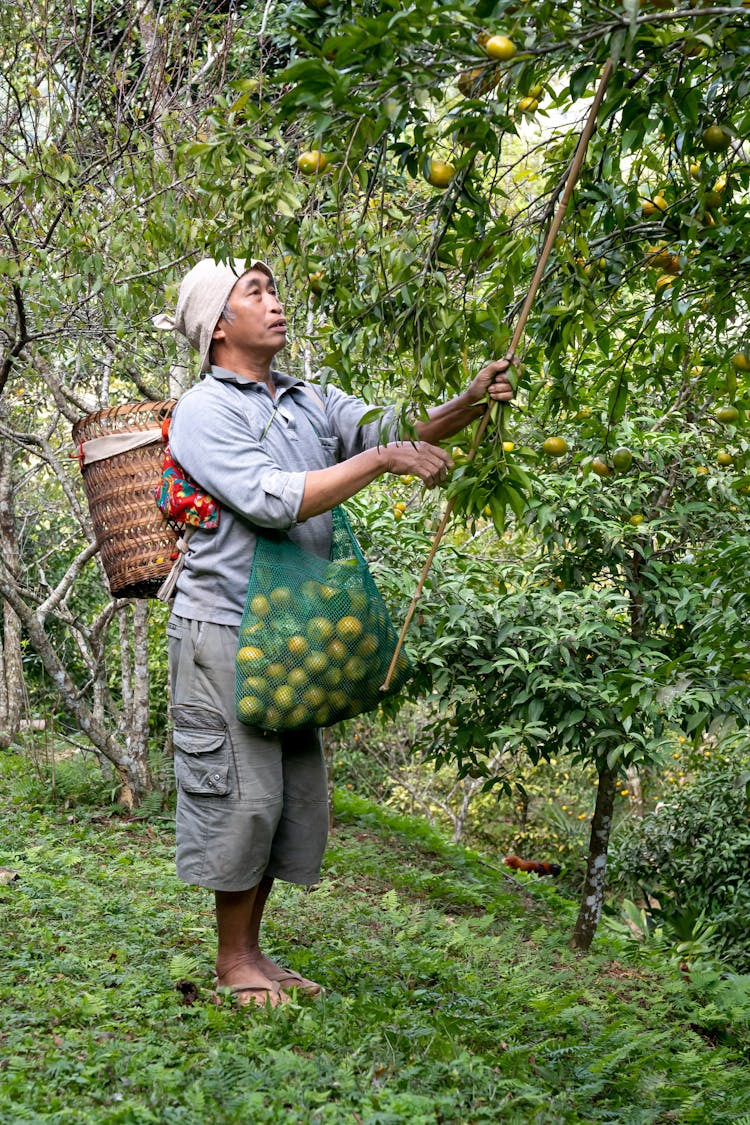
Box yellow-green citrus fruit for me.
[732,353,750,372]
[237,645,265,670]
[336,616,363,640]
[591,458,612,478]
[270,585,292,606]
[343,656,367,682]
[716,405,740,424]
[518,96,539,114]
[297,149,328,174]
[249,595,270,618]
[357,634,379,657]
[484,34,516,60]
[287,635,309,657]
[502,440,515,452]
[243,676,268,697]
[612,447,633,472]
[273,685,296,710]
[327,639,348,664]
[628,514,645,526]
[717,450,734,466]
[302,686,327,709]
[307,617,334,644]
[238,696,265,722]
[543,436,569,457]
[702,125,731,153]
[266,662,286,683]
[457,66,499,97]
[240,622,264,642]
[322,666,343,688]
[426,159,455,188]
[642,194,668,217]
[288,667,309,689]
[304,651,328,675]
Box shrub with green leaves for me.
[610,751,750,971]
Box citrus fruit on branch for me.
[702,125,731,153]
[543,436,569,457]
[297,149,328,174]
[484,35,516,61]
[425,159,455,188]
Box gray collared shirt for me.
[169,366,396,624]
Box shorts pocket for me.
[172,705,232,797]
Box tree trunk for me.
[570,763,617,951]
[625,765,645,817]
[0,576,151,808]
[0,438,25,747]
[128,601,153,790]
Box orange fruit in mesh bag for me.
[327,639,348,664]
[237,646,265,671]
[238,696,265,723]
[306,617,334,644]
[287,635,310,657]
[336,616,363,640]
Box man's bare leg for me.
[214,878,286,1007]
[242,875,322,996]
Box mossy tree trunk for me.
[570,763,617,952]
[0,436,24,748]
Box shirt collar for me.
[209,365,305,392]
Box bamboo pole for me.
[382,57,616,691]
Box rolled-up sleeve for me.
[170,391,306,530]
[321,385,399,459]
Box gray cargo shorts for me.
[167,614,328,892]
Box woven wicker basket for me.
[72,400,179,599]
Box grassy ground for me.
[2,748,750,1124]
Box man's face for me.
[213,268,287,359]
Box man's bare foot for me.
[252,953,322,997]
[215,958,290,1008]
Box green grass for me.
[2,749,750,1124]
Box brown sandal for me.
[225,981,289,1008]
[264,967,323,997]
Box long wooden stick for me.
[382,57,616,691]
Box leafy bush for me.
[610,746,750,971]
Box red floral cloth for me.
[155,442,219,529]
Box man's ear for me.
[212,321,226,343]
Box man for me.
[164,257,515,1007]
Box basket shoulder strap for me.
[299,382,326,412]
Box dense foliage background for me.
[1,0,749,961]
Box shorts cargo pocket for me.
[172,705,232,797]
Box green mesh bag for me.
[235,507,412,731]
